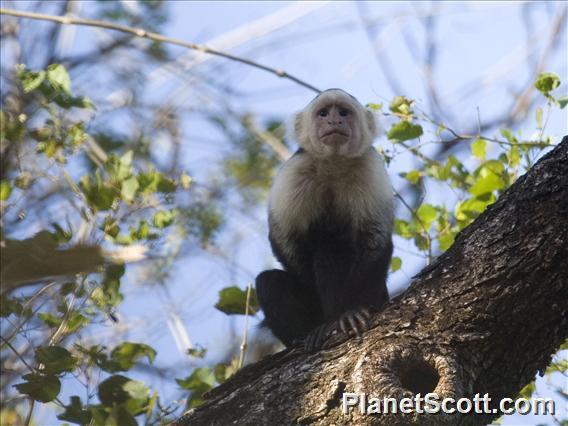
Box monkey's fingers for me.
[359,306,372,320]
[347,314,363,337]
[338,313,361,337]
[339,316,351,335]
[339,309,371,337]
[304,324,330,352]
[353,310,370,325]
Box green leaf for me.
[36,346,77,375]
[72,96,95,110]
[47,64,72,95]
[558,96,568,109]
[534,72,560,94]
[0,296,23,317]
[68,123,87,146]
[471,139,487,160]
[176,367,216,390]
[394,219,412,239]
[105,342,156,372]
[416,204,437,229]
[105,151,134,183]
[98,375,132,406]
[413,233,429,251]
[137,169,160,193]
[438,231,455,251]
[500,128,517,144]
[65,311,89,333]
[156,175,176,193]
[508,145,521,167]
[102,216,120,238]
[120,150,133,169]
[517,381,536,400]
[389,96,414,116]
[187,346,207,359]
[51,222,72,244]
[455,195,495,222]
[97,375,150,415]
[214,286,259,315]
[135,220,151,240]
[366,102,383,111]
[470,167,505,197]
[0,180,12,201]
[123,380,150,402]
[15,373,61,402]
[153,209,177,228]
[57,396,92,425]
[545,359,568,374]
[15,172,32,189]
[121,176,139,203]
[38,312,63,327]
[107,406,138,426]
[402,170,421,184]
[19,69,46,93]
[180,172,193,189]
[213,359,239,384]
[390,256,402,272]
[79,174,118,211]
[387,121,423,142]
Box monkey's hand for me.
[303,322,334,353]
[337,306,374,338]
[303,307,374,352]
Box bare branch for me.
[0,7,321,94]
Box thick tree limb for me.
[0,232,146,293]
[174,137,567,425]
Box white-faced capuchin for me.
[256,89,394,352]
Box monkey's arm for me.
[313,223,392,317]
[306,226,392,350]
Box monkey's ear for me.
[365,109,378,139]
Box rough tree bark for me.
[173,137,568,426]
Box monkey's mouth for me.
[323,130,348,137]
[322,131,349,144]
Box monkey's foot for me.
[303,323,333,353]
[338,306,373,338]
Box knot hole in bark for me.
[376,346,463,399]
[399,358,439,395]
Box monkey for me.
[255,88,394,352]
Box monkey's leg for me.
[256,269,322,347]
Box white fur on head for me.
[294,89,377,158]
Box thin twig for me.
[393,188,433,265]
[24,399,34,426]
[0,335,36,372]
[238,283,253,369]
[0,8,321,94]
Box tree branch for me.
[0,8,321,94]
[173,137,568,425]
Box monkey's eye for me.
[318,109,328,117]
[339,108,351,117]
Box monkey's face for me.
[295,89,377,158]
[315,103,354,149]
